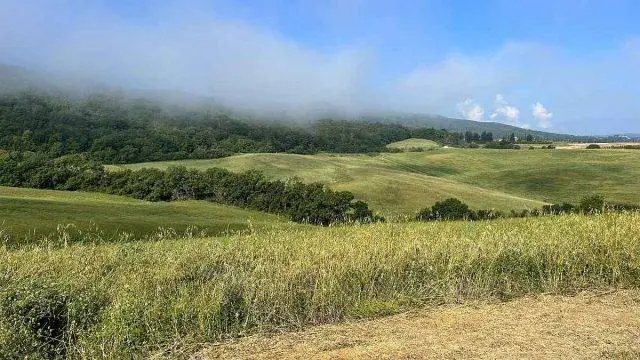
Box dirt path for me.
[199,291,640,359]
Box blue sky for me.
[1,0,639,134]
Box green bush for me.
[586,144,601,149]
[580,194,605,214]
[417,198,475,221]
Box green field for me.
[0,186,290,246]
[386,138,440,151]
[3,213,639,358]
[113,148,640,218]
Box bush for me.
[417,198,475,221]
[484,141,520,149]
[542,203,577,215]
[579,194,605,214]
[475,209,505,220]
[0,282,106,359]
[586,144,601,149]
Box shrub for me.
[415,208,434,221]
[484,141,521,150]
[542,203,577,215]
[428,198,474,221]
[579,194,605,214]
[586,144,601,149]
[475,209,505,220]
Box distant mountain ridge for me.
[358,113,579,141]
[0,63,598,141]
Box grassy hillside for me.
[117,148,640,217]
[0,186,289,246]
[386,138,440,151]
[2,213,639,358]
[113,152,547,218]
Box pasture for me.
[0,186,289,246]
[114,148,640,218]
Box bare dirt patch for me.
[199,290,640,360]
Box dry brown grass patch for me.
[200,290,640,360]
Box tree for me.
[480,131,493,142]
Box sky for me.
[1,0,639,134]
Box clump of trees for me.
[416,195,640,222]
[0,151,384,226]
[586,144,601,149]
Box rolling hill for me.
[0,186,291,246]
[115,148,640,218]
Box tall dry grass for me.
[1,213,640,358]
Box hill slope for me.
[0,186,290,246]
[116,148,640,217]
[114,151,547,217]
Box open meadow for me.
[0,186,289,247]
[113,148,640,218]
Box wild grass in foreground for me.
[2,213,640,359]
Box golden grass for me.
[2,213,640,358]
[201,290,640,360]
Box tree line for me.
[0,151,384,226]
[416,195,640,222]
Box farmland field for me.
[0,186,289,246]
[113,148,640,218]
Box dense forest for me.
[0,91,465,163]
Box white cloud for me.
[490,94,528,127]
[532,102,553,129]
[393,41,640,133]
[456,98,485,121]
